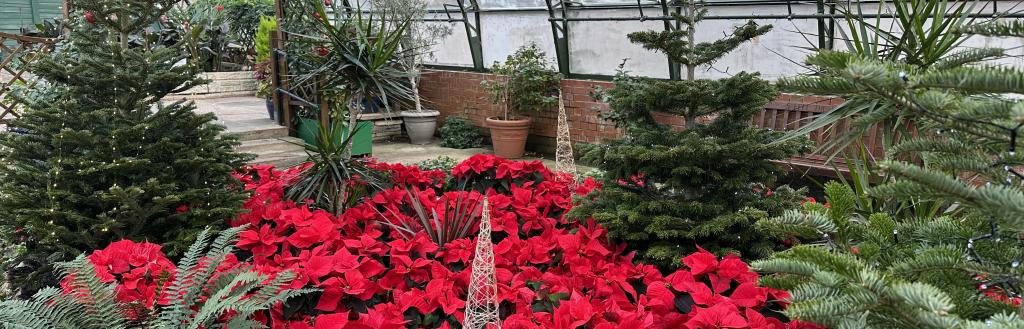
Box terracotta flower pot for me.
[401,110,440,145]
[486,116,532,159]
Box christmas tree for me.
[569,0,809,268]
[0,0,250,295]
[753,20,1024,327]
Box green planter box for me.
[296,117,373,156]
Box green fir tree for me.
[568,0,809,268]
[0,0,250,295]
[753,18,1024,328]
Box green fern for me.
[0,227,311,329]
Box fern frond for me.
[157,227,214,326]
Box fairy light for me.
[898,72,1024,299]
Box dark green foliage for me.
[569,0,809,268]
[438,116,483,149]
[481,44,562,120]
[0,227,310,329]
[0,0,250,296]
[223,0,275,56]
[572,129,808,266]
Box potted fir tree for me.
[482,44,561,158]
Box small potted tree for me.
[482,44,561,158]
[369,0,452,144]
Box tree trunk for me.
[344,95,363,160]
[411,67,423,112]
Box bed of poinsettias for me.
[67,155,821,329]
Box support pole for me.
[545,0,571,76]
[456,0,484,70]
[659,0,681,80]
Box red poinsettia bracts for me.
[61,240,175,308]
[70,155,817,329]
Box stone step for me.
[222,118,289,141]
[252,150,309,168]
[238,137,306,154]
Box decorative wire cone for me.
[463,197,501,329]
[554,89,579,187]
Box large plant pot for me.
[486,117,532,159]
[296,117,373,156]
[401,110,440,145]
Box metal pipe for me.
[547,11,1024,21]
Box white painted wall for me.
[420,0,1024,79]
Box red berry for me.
[324,0,333,5]
[317,47,329,57]
[215,5,225,11]
[850,246,860,254]
[84,11,97,24]
[314,12,322,19]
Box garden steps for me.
[187,96,309,168]
[252,149,310,168]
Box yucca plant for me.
[376,187,483,245]
[0,226,310,329]
[291,1,414,153]
[286,120,385,215]
[283,1,415,214]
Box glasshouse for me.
[0,0,1023,327]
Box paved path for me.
[189,96,590,172]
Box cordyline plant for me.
[284,2,414,214]
[376,187,484,245]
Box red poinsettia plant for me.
[60,240,176,309]
[67,154,819,329]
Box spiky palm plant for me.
[376,187,483,245]
[0,226,310,329]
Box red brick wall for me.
[418,69,620,147]
[418,69,858,174]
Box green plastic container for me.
[296,117,373,156]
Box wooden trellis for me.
[0,31,57,125]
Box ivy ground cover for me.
[76,155,821,329]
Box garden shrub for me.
[0,0,250,296]
[569,0,810,268]
[751,14,1024,327]
[416,155,460,172]
[438,116,483,149]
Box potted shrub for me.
[482,44,562,158]
[254,15,276,119]
[283,1,414,213]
